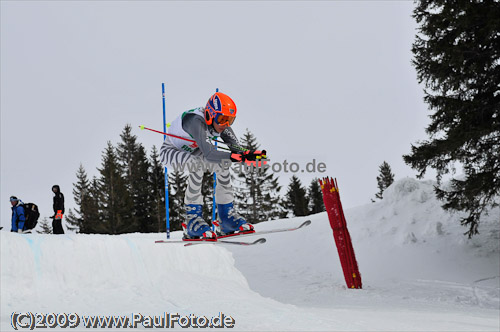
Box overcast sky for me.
[1,1,434,230]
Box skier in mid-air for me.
[160,91,264,240]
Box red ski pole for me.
[139,125,246,152]
[139,125,196,143]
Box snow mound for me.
[349,177,500,250]
[1,232,251,317]
[1,177,498,331]
[0,232,344,331]
[227,177,499,322]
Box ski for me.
[154,220,310,245]
[155,238,266,246]
[155,238,216,244]
[217,220,312,240]
[184,238,266,247]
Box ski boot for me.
[214,202,254,236]
[182,204,216,241]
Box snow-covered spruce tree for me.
[404,0,500,237]
[261,175,286,220]
[233,129,283,223]
[286,175,309,217]
[98,142,134,234]
[168,169,188,231]
[308,178,325,214]
[66,164,89,233]
[87,176,103,233]
[64,209,79,232]
[375,161,395,200]
[149,146,167,232]
[36,217,52,234]
[117,124,155,233]
[66,164,100,233]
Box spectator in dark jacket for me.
[10,196,25,233]
[51,185,65,234]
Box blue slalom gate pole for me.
[162,83,170,239]
[212,141,217,230]
[211,88,219,230]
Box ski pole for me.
[139,125,246,152]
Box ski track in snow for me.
[1,178,499,331]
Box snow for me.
[1,178,499,331]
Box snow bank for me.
[345,177,499,290]
[227,178,499,330]
[0,232,348,331]
[1,178,498,331]
[339,178,498,287]
[1,232,249,316]
[349,177,499,253]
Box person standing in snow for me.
[51,185,65,234]
[160,91,265,240]
[10,196,26,233]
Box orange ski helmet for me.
[205,92,237,126]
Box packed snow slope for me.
[1,178,499,331]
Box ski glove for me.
[230,150,267,163]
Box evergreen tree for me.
[117,124,154,233]
[234,129,283,223]
[168,169,188,231]
[375,161,395,200]
[277,196,290,219]
[134,144,155,232]
[65,209,79,233]
[98,142,133,234]
[260,175,286,220]
[36,217,52,234]
[308,178,325,214]
[286,175,309,217]
[66,164,89,233]
[66,164,100,233]
[233,130,263,223]
[150,146,166,232]
[404,0,500,237]
[87,176,103,233]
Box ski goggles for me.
[214,113,236,126]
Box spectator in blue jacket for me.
[10,196,25,233]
